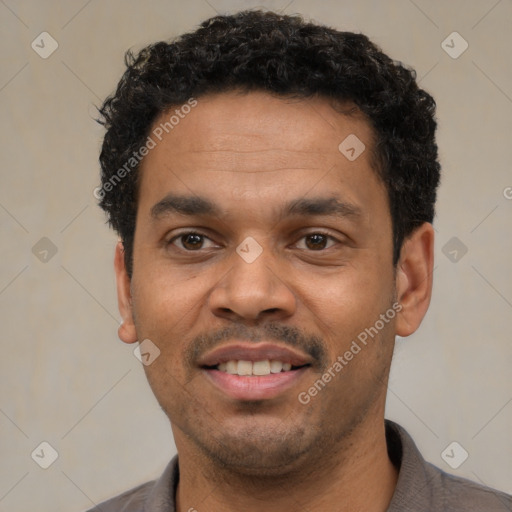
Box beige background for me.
[1,0,511,510]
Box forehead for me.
[148,90,374,157]
[136,90,385,220]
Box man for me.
[90,10,511,512]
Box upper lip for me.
[198,342,313,368]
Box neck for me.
[174,415,398,512]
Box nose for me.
[208,239,297,323]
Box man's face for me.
[123,91,399,473]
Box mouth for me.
[198,343,313,401]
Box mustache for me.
[186,322,329,371]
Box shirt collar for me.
[144,454,179,512]
[384,420,436,511]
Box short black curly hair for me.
[97,10,440,277]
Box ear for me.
[114,241,138,344]
[395,223,435,337]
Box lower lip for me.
[203,367,309,401]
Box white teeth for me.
[225,360,238,374]
[237,360,253,376]
[216,359,295,376]
[252,360,271,376]
[269,360,283,373]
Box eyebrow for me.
[150,194,362,222]
[283,197,362,219]
[151,195,220,218]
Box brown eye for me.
[295,232,337,251]
[181,233,204,250]
[305,234,328,250]
[170,232,215,251]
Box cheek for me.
[133,257,206,319]
[297,264,395,351]
[302,261,392,311]
[129,263,209,374]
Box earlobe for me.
[395,223,435,337]
[114,241,138,344]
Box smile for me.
[198,342,313,400]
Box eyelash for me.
[167,230,339,252]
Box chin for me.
[192,420,315,476]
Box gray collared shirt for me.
[88,420,512,511]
